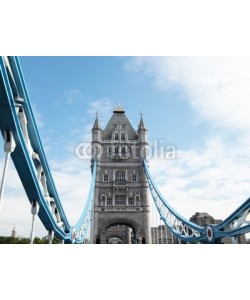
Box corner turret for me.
[138,113,147,143]
[92,113,102,143]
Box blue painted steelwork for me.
[1,55,250,244]
[74,160,97,244]
[144,160,250,243]
[143,160,207,243]
[206,198,250,243]
[0,56,96,244]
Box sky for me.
[0,56,250,238]
[2,2,250,300]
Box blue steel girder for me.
[207,197,250,242]
[2,55,249,245]
[0,57,71,241]
[144,160,207,243]
[9,57,72,232]
[143,160,250,243]
[0,56,96,244]
[73,159,97,244]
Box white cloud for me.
[126,57,250,225]
[87,98,113,122]
[1,57,250,240]
[57,88,82,105]
[49,156,91,225]
[0,149,92,238]
[0,156,48,238]
[65,88,81,104]
[0,96,103,237]
[84,98,113,140]
[127,57,250,130]
[149,134,250,222]
[63,98,114,156]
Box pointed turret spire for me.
[138,113,147,131]
[92,113,102,131]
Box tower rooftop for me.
[102,111,138,140]
[113,103,125,114]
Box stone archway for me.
[106,232,125,244]
[99,218,145,244]
[108,237,123,244]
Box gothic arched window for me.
[135,195,140,206]
[101,195,106,206]
[121,132,125,141]
[114,146,119,154]
[121,147,126,155]
[128,197,134,206]
[115,195,126,206]
[115,171,126,182]
[107,197,113,206]
[132,174,137,182]
[114,132,119,141]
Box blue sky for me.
[19,56,207,159]
[1,2,250,298]
[1,56,250,238]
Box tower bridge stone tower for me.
[91,104,151,244]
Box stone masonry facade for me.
[91,105,151,244]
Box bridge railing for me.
[143,159,250,243]
[143,160,207,243]
[0,56,95,243]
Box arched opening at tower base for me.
[96,218,146,244]
[106,225,133,244]
[108,237,123,244]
